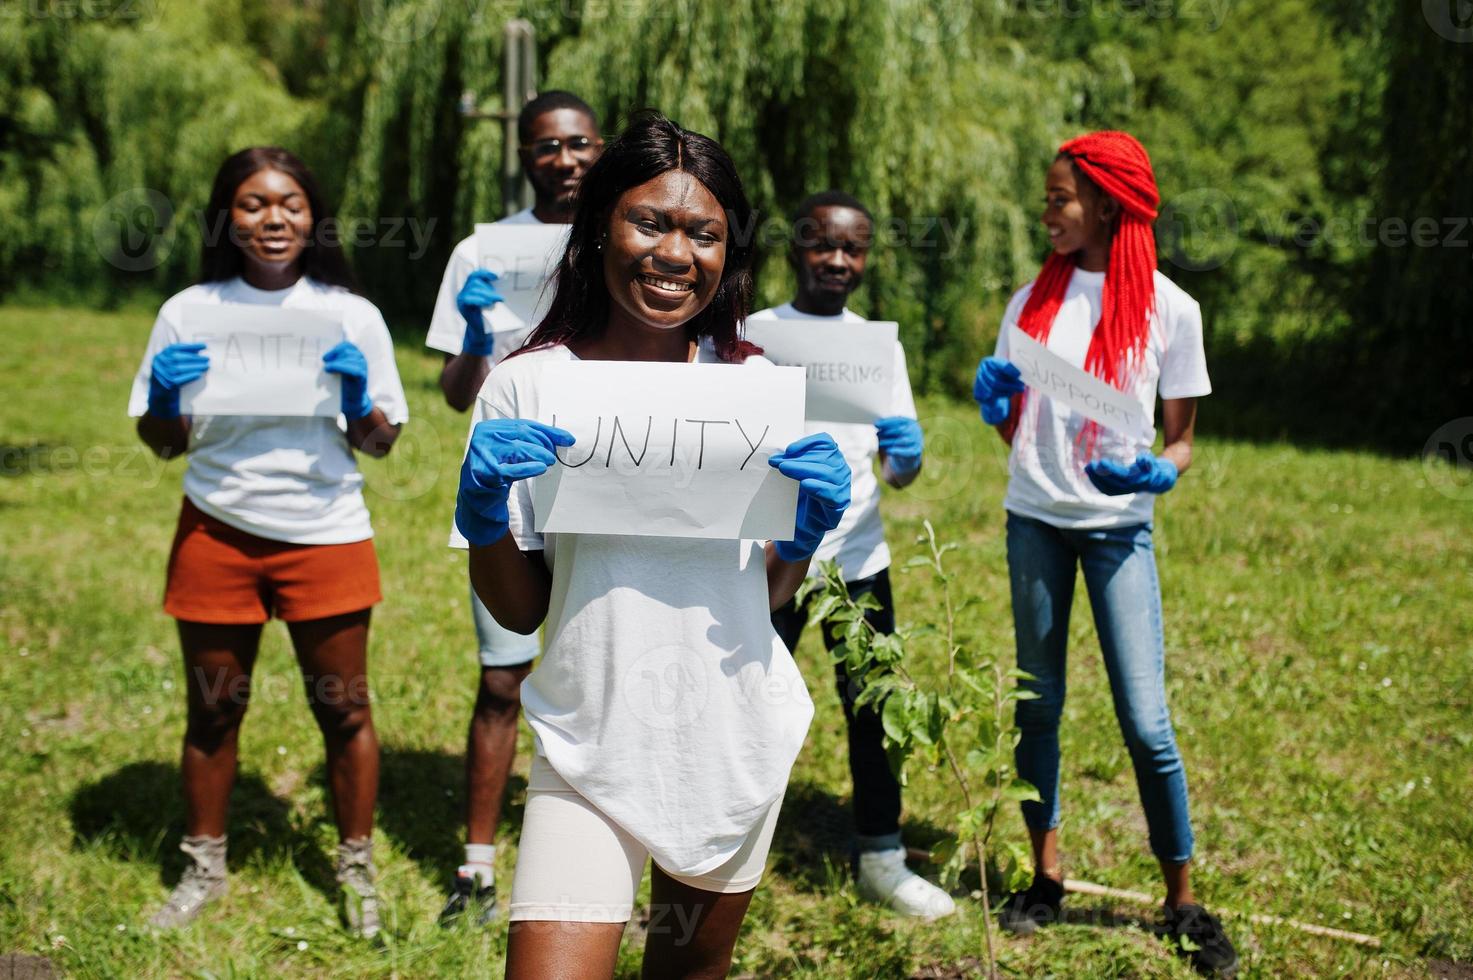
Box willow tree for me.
[302,0,1376,401]
[0,0,310,304]
[322,0,515,313]
[314,0,1111,390]
[6,0,1395,419]
[541,0,1106,392]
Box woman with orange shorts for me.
[128,147,408,937]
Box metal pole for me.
[458,20,538,218]
[503,19,537,216]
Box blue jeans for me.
[1006,512,1194,863]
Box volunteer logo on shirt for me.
[621,644,712,731]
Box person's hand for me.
[147,342,210,419]
[972,356,1025,425]
[323,341,373,420]
[456,270,504,358]
[1085,452,1179,496]
[875,416,923,477]
[768,433,852,562]
[455,419,575,546]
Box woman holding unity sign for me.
[129,147,407,937]
[972,132,1237,976]
[452,113,850,977]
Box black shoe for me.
[1163,903,1239,977]
[438,871,498,927]
[998,875,1065,935]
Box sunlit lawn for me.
[1,305,1469,977]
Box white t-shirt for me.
[461,341,815,877]
[747,303,918,583]
[424,207,550,357]
[127,277,410,545]
[995,268,1211,529]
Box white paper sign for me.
[474,224,570,334]
[741,318,897,423]
[1007,324,1151,438]
[177,305,343,417]
[529,361,805,540]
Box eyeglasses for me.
[521,136,601,160]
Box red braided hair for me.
[1004,131,1160,451]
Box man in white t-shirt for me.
[426,91,603,926]
[754,191,955,921]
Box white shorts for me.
[508,754,784,922]
[471,581,540,668]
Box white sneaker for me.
[856,847,956,921]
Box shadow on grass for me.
[68,760,336,897]
[1057,900,1163,934]
[768,779,952,894]
[358,745,528,889]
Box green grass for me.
[1,305,1469,978]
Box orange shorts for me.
[163,497,382,624]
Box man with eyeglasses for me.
[425,90,603,927]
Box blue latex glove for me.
[323,340,374,421]
[1085,452,1179,496]
[768,433,852,562]
[972,356,1025,425]
[875,415,923,477]
[456,269,505,357]
[455,419,575,547]
[147,342,210,419]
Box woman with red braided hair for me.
[972,132,1238,976]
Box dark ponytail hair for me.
[518,112,759,362]
[198,147,359,293]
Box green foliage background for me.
[2,0,1468,446]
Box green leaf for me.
[870,633,904,669]
[930,836,959,866]
[966,745,1007,774]
[881,694,908,745]
[900,692,930,746]
[813,559,844,583]
[794,578,822,605]
[885,739,908,786]
[938,836,969,890]
[926,695,945,744]
[854,684,885,711]
[956,668,991,696]
[1001,840,1033,893]
[1003,778,1042,803]
[806,593,843,626]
